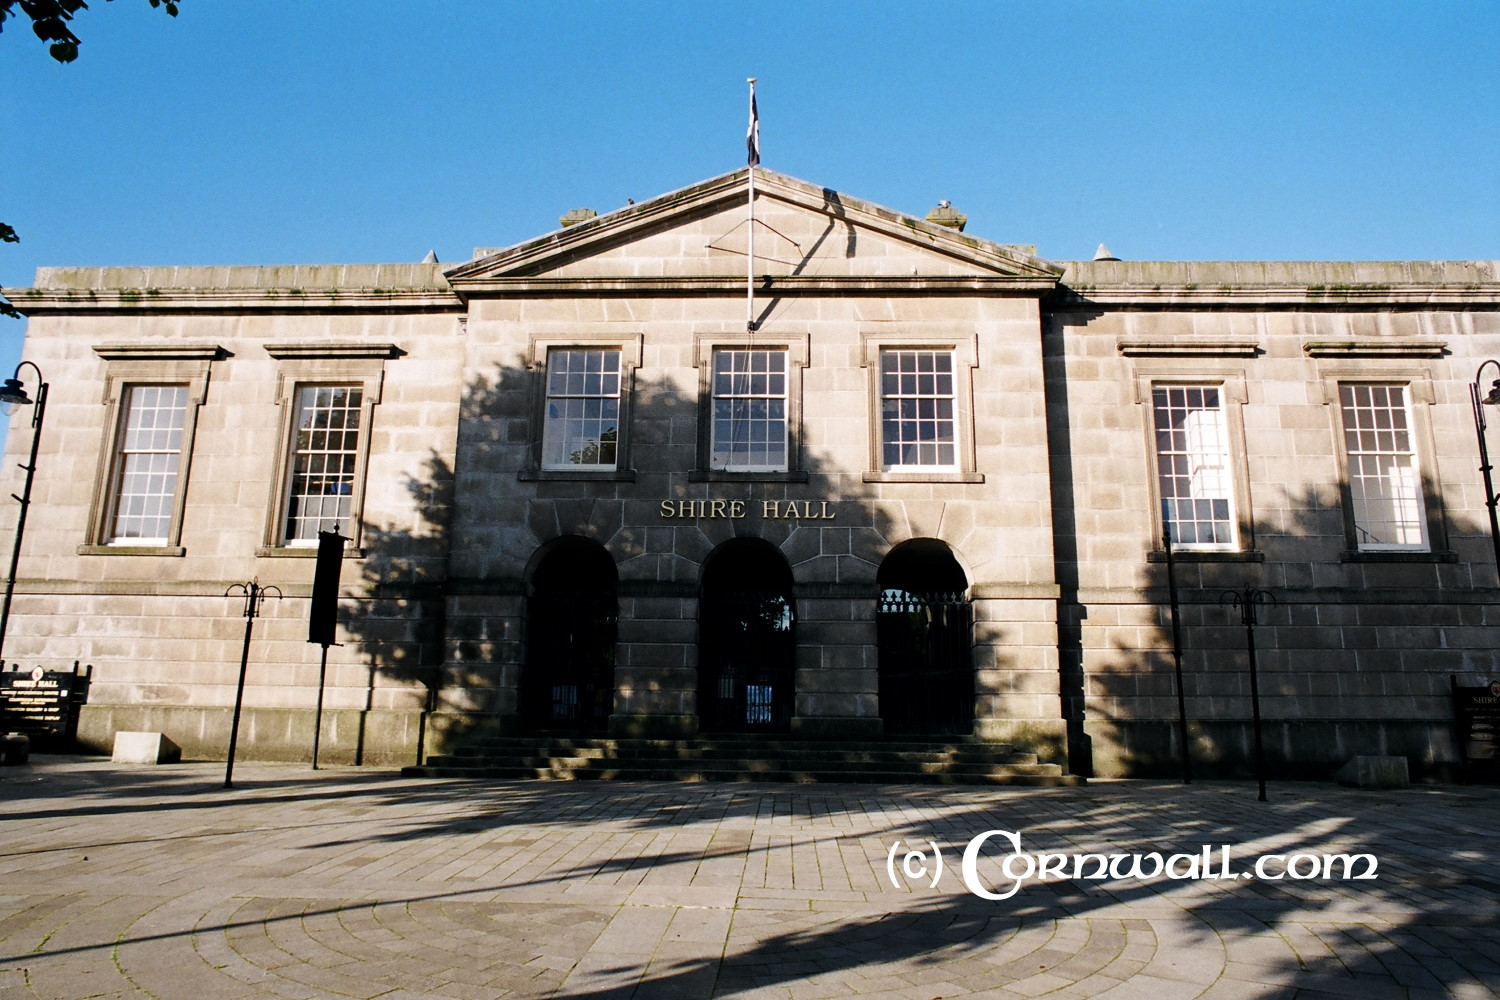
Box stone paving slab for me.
[0,758,1497,998]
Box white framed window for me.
[282,385,364,546]
[1339,383,1427,551]
[106,385,189,545]
[1152,385,1237,549]
[690,335,805,481]
[710,349,787,472]
[880,349,957,470]
[84,344,218,556]
[542,348,621,470]
[859,335,978,484]
[261,342,394,556]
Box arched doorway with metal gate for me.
[877,538,974,735]
[520,536,618,732]
[697,537,796,733]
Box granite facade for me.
[2,169,1496,776]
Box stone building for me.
[3,168,1497,776]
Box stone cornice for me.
[1117,338,1261,357]
[1055,282,1500,308]
[92,344,228,361]
[264,343,404,360]
[1304,339,1448,358]
[447,275,1060,296]
[5,286,462,314]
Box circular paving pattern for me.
[1,762,1497,998]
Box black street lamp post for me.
[1162,526,1192,784]
[1221,587,1277,802]
[1469,360,1500,579]
[0,362,48,663]
[224,581,282,789]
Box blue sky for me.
[2,2,1497,380]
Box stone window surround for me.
[1317,365,1453,562]
[540,347,624,472]
[79,344,221,557]
[1132,365,1258,562]
[519,334,642,482]
[258,343,398,558]
[1149,384,1239,552]
[690,332,810,483]
[860,332,982,484]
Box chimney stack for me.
[925,200,967,232]
[560,208,598,228]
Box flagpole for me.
[746,77,757,333]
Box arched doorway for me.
[520,537,617,732]
[877,539,973,735]
[698,538,795,732]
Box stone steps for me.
[403,734,1083,786]
[446,744,1044,767]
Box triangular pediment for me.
[445,169,1063,285]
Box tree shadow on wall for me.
[336,357,1045,763]
[1077,480,1495,782]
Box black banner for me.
[308,529,346,646]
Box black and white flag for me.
[747,84,760,166]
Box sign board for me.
[0,662,91,745]
[1451,676,1500,781]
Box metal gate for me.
[877,588,973,735]
[699,589,794,732]
[522,585,617,732]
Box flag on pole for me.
[746,81,760,166]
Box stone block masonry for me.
[3,169,1498,777]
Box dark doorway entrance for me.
[521,537,617,732]
[698,538,795,732]
[877,539,973,735]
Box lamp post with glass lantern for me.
[0,362,49,663]
[1469,360,1500,579]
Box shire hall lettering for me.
[658,499,836,520]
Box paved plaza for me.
[0,758,1497,999]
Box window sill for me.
[77,544,186,557]
[1342,550,1457,563]
[689,470,810,483]
[862,471,985,484]
[519,469,638,482]
[1147,549,1264,563]
[256,545,367,558]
